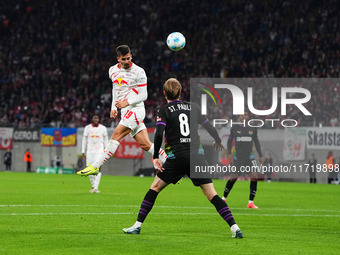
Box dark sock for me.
[249,181,257,201]
[223,179,236,198]
[137,189,159,223]
[211,195,236,227]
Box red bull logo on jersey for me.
[113,78,128,86]
[91,134,99,138]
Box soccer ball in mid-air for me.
[166,32,186,51]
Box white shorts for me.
[86,151,102,166]
[120,107,146,137]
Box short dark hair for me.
[163,78,182,100]
[116,45,131,57]
[91,114,100,120]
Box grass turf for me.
[0,172,339,255]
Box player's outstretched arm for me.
[81,126,88,158]
[111,85,118,118]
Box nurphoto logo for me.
[195,79,312,128]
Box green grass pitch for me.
[0,172,339,255]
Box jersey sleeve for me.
[229,127,235,138]
[253,128,263,157]
[108,66,115,80]
[200,116,209,125]
[153,107,167,159]
[194,103,221,143]
[82,126,89,154]
[109,66,117,111]
[153,124,165,159]
[193,103,208,125]
[227,127,234,154]
[155,107,167,127]
[103,126,109,148]
[127,69,148,105]
[136,68,147,86]
[111,86,117,111]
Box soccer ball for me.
[166,32,186,51]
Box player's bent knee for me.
[205,192,217,201]
[150,185,163,193]
[141,144,151,151]
[111,125,131,142]
[150,177,167,192]
[138,139,152,151]
[150,181,165,192]
[200,183,217,201]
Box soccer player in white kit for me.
[77,45,167,176]
[82,114,109,193]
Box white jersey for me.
[108,62,148,111]
[82,124,109,157]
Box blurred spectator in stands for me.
[264,153,273,182]
[326,151,337,184]
[4,148,12,171]
[24,148,33,172]
[307,153,317,183]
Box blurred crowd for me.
[0,0,339,128]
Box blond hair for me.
[163,78,182,100]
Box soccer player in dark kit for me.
[222,111,264,209]
[123,78,243,238]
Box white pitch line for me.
[0,204,339,213]
[0,212,339,217]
